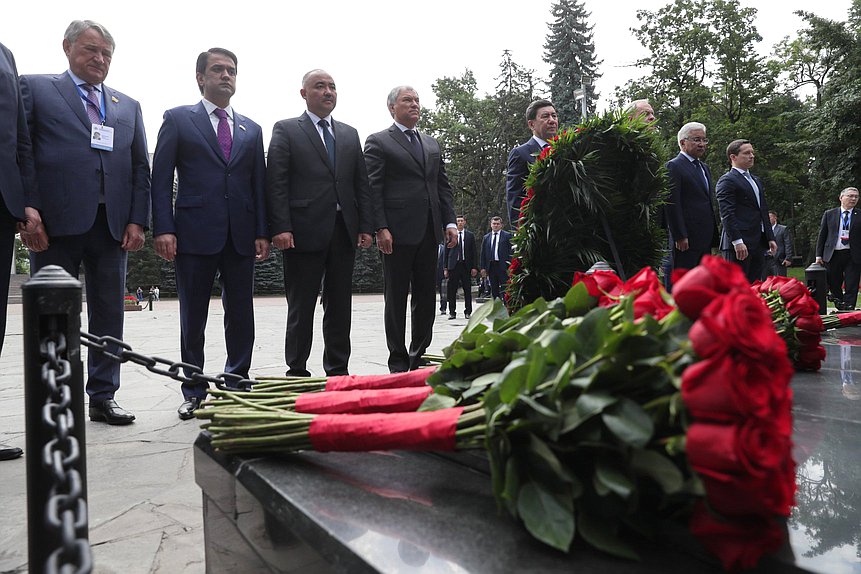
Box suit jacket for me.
[151,102,267,256]
[266,112,371,252]
[665,153,718,251]
[364,125,455,246]
[480,229,513,269]
[20,72,150,240]
[772,223,793,261]
[0,42,31,220]
[816,207,861,264]
[506,138,542,224]
[445,229,477,270]
[716,169,775,250]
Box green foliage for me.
[506,111,666,309]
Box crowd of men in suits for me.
[1,20,857,462]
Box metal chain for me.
[41,318,93,574]
[79,332,257,392]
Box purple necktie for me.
[82,84,102,124]
[214,108,232,161]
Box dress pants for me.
[447,261,473,315]
[672,246,709,272]
[382,218,437,373]
[30,206,126,401]
[487,260,508,299]
[175,238,256,401]
[722,233,767,283]
[282,213,354,377]
[0,201,16,357]
[826,249,861,308]
[762,254,787,279]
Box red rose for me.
[572,270,622,302]
[796,344,826,371]
[632,287,675,320]
[619,267,661,294]
[689,503,785,572]
[687,420,789,481]
[672,256,749,319]
[688,291,785,360]
[837,310,861,327]
[538,146,553,161]
[681,354,786,422]
[786,294,820,317]
[695,455,796,518]
[795,313,823,332]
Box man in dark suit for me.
[816,187,861,310]
[0,41,34,460]
[479,216,513,300]
[20,20,150,425]
[365,85,457,373]
[716,139,776,283]
[763,211,793,278]
[506,99,557,226]
[151,48,269,420]
[266,70,373,377]
[444,215,477,319]
[665,122,719,276]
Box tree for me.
[543,0,602,122]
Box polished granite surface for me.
[194,332,861,574]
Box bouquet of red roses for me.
[202,256,796,571]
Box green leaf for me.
[516,481,575,552]
[630,450,684,494]
[563,283,595,316]
[525,346,548,391]
[526,434,577,488]
[578,512,639,561]
[535,330,578,365]
[465,297,508,332]
[594,459,635,499]
[602,398,654,448]
[572,306,612,357]
[417,393,457,412]
[575,392,617,418]
[501,455,521,514]
[498,358,529,403]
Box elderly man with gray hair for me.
[816,187,861,310]
[664,121,719,276]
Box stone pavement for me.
[0,293,474,573]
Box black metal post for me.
[805,262,828,315]
[23,265,87,571]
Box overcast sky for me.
[1,0,852,150]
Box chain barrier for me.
[79,332,258,392]
[41,317,93,574]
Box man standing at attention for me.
[479,216,512,300]
[763,211,793,278]
[716,139,776,282]
[506,99,558,226]
[665,122,719,274]
[365,86,457,373]
[20,20,150,425]
[151,48,269,420]
[816,187,861,311]
[0,41,34,460]
[444,215,477,319]
[266,70,373,377]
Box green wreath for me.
[506,111,668,310]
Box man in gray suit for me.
[20,20,151,425]
[0,41,34,460]
[816,187,861,310]
[763,211,793,278]
[266,70,373,377]
[365,86,457,373]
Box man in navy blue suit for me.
[0,41,34,460]
[151,48,269,420]
[665,122,719,275]
[716,139,776,283]
[20,20,151,425]
[506,99,557,226]
[479,216,512,299]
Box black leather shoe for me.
[89,399,136,425]
[0,444,23,461]
[448,314,456,320]
[285,369,312,377]
[465,312,471,319]
[178,397,202,420]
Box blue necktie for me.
[843,210,850,245]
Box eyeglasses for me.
[686,137,709,144]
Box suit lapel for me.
[190,102,226,163]
[230,111,248,165]
[55,73,91,130]
[389,125,424,171]
[300,113,333,173]
[102,85,117,126]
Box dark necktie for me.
[458,231,464,261]
[82,84,102,124]
[319,119,336,167]
[843,210,851,245]
[404,129,424,164]
[491,232,498,261]
[213,108,232,161]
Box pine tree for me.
[543,0,602,122]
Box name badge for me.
[841,229,850,242]
[91,124,114,151]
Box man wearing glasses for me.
[665,122,719,275]
[816,187,861,311]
